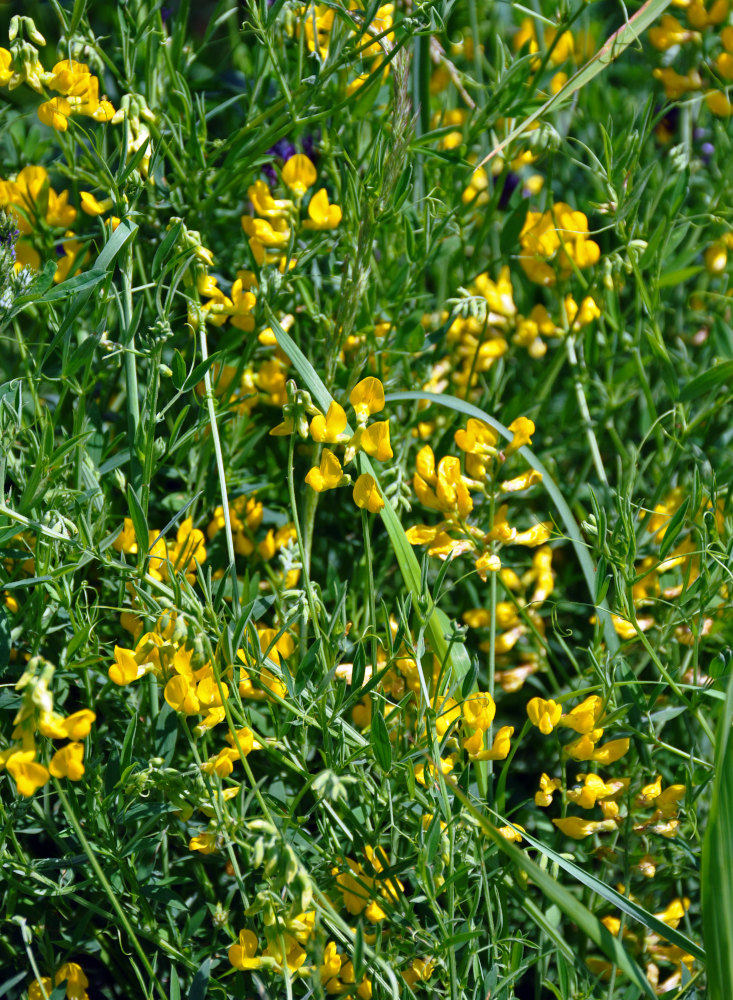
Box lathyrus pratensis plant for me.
[1,0,732,998]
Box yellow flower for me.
[164,674,201,715]
[55,962,89,1000]
[654,897,689,928]
[468,725,514,761]
[2,749,50,796]
[526,697,562,734]
[567,773,619,809]
[28,979,53,1000]
[282,154,317,197]
[310,401,348,443]
[353,474,384,513]
[303,188,342,229]
[0,48,13,87]
[190,830,218,854]
[552,816,617,839]
[38,96,72,131]
[49,742,85,780]
[505,416,535,456]
[706,89,733,116]
[462,691,496,731]
[559,694,603,734]
[248,179,293,218]
[498,823,525,843]
[80,191,113,215]
[109,644,156,685]
[359,420,393,461]
[305,448,345,491]
[535,772,562,807]
[349,377,385,422]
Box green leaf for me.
[702,672,733,1000]
[181,354,221,393]
[658,496,690,561]
[42,268,106,302]
[679,361,733,402]
[126,484,149,557]
[169,967,181,1000]
[153,220,184,277]
[371,709,392,772]
[188,957,211,1000]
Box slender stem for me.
[287,434,321,636]
[566,334,608,485]
[362,509,377,673]
[120,242,142,492]
[199,322,239,609]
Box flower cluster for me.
[273,376,392,514]
[0,657,95,797]
[649,4,733,114]
[407,416,550,577]
[608,486,727,645]
[113,515,206,586]
[518,202,600,286]
[241,153,341,271]
[462,544,555,693]
[299,3,395,95]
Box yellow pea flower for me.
[462,691,496,731]
[552,816,617,839]
[468,725,514,761]
[49,742,85,780]
[498,823,525,843]
[202,747,239,777]
[303,187,342,229]
[505,416,535,456]
[55,963,89,1000]
[310,401,348,443]
[109,645,154,686]
[588,737,630,765]
[38,96,72,131]
[282,154,317,197]
[349,377,385,422]
[4,750,50,796]
[526,697,562,734]
[353,474,384,513]
[164,674,201,715]
[535,773,562,807]
[80,191,113,215]
[359,420,393,461]
[559,694,603,734]
[190,830,219,855]
[0,48,12,87]
[305,448,345,492]
[59,709,96,739]
[499,469,542,493]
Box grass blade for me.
[701,672,733,999]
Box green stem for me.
[287,434,321,639]
[199,322,239,609]
[120,242,142,492]
[566,334,608,486]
